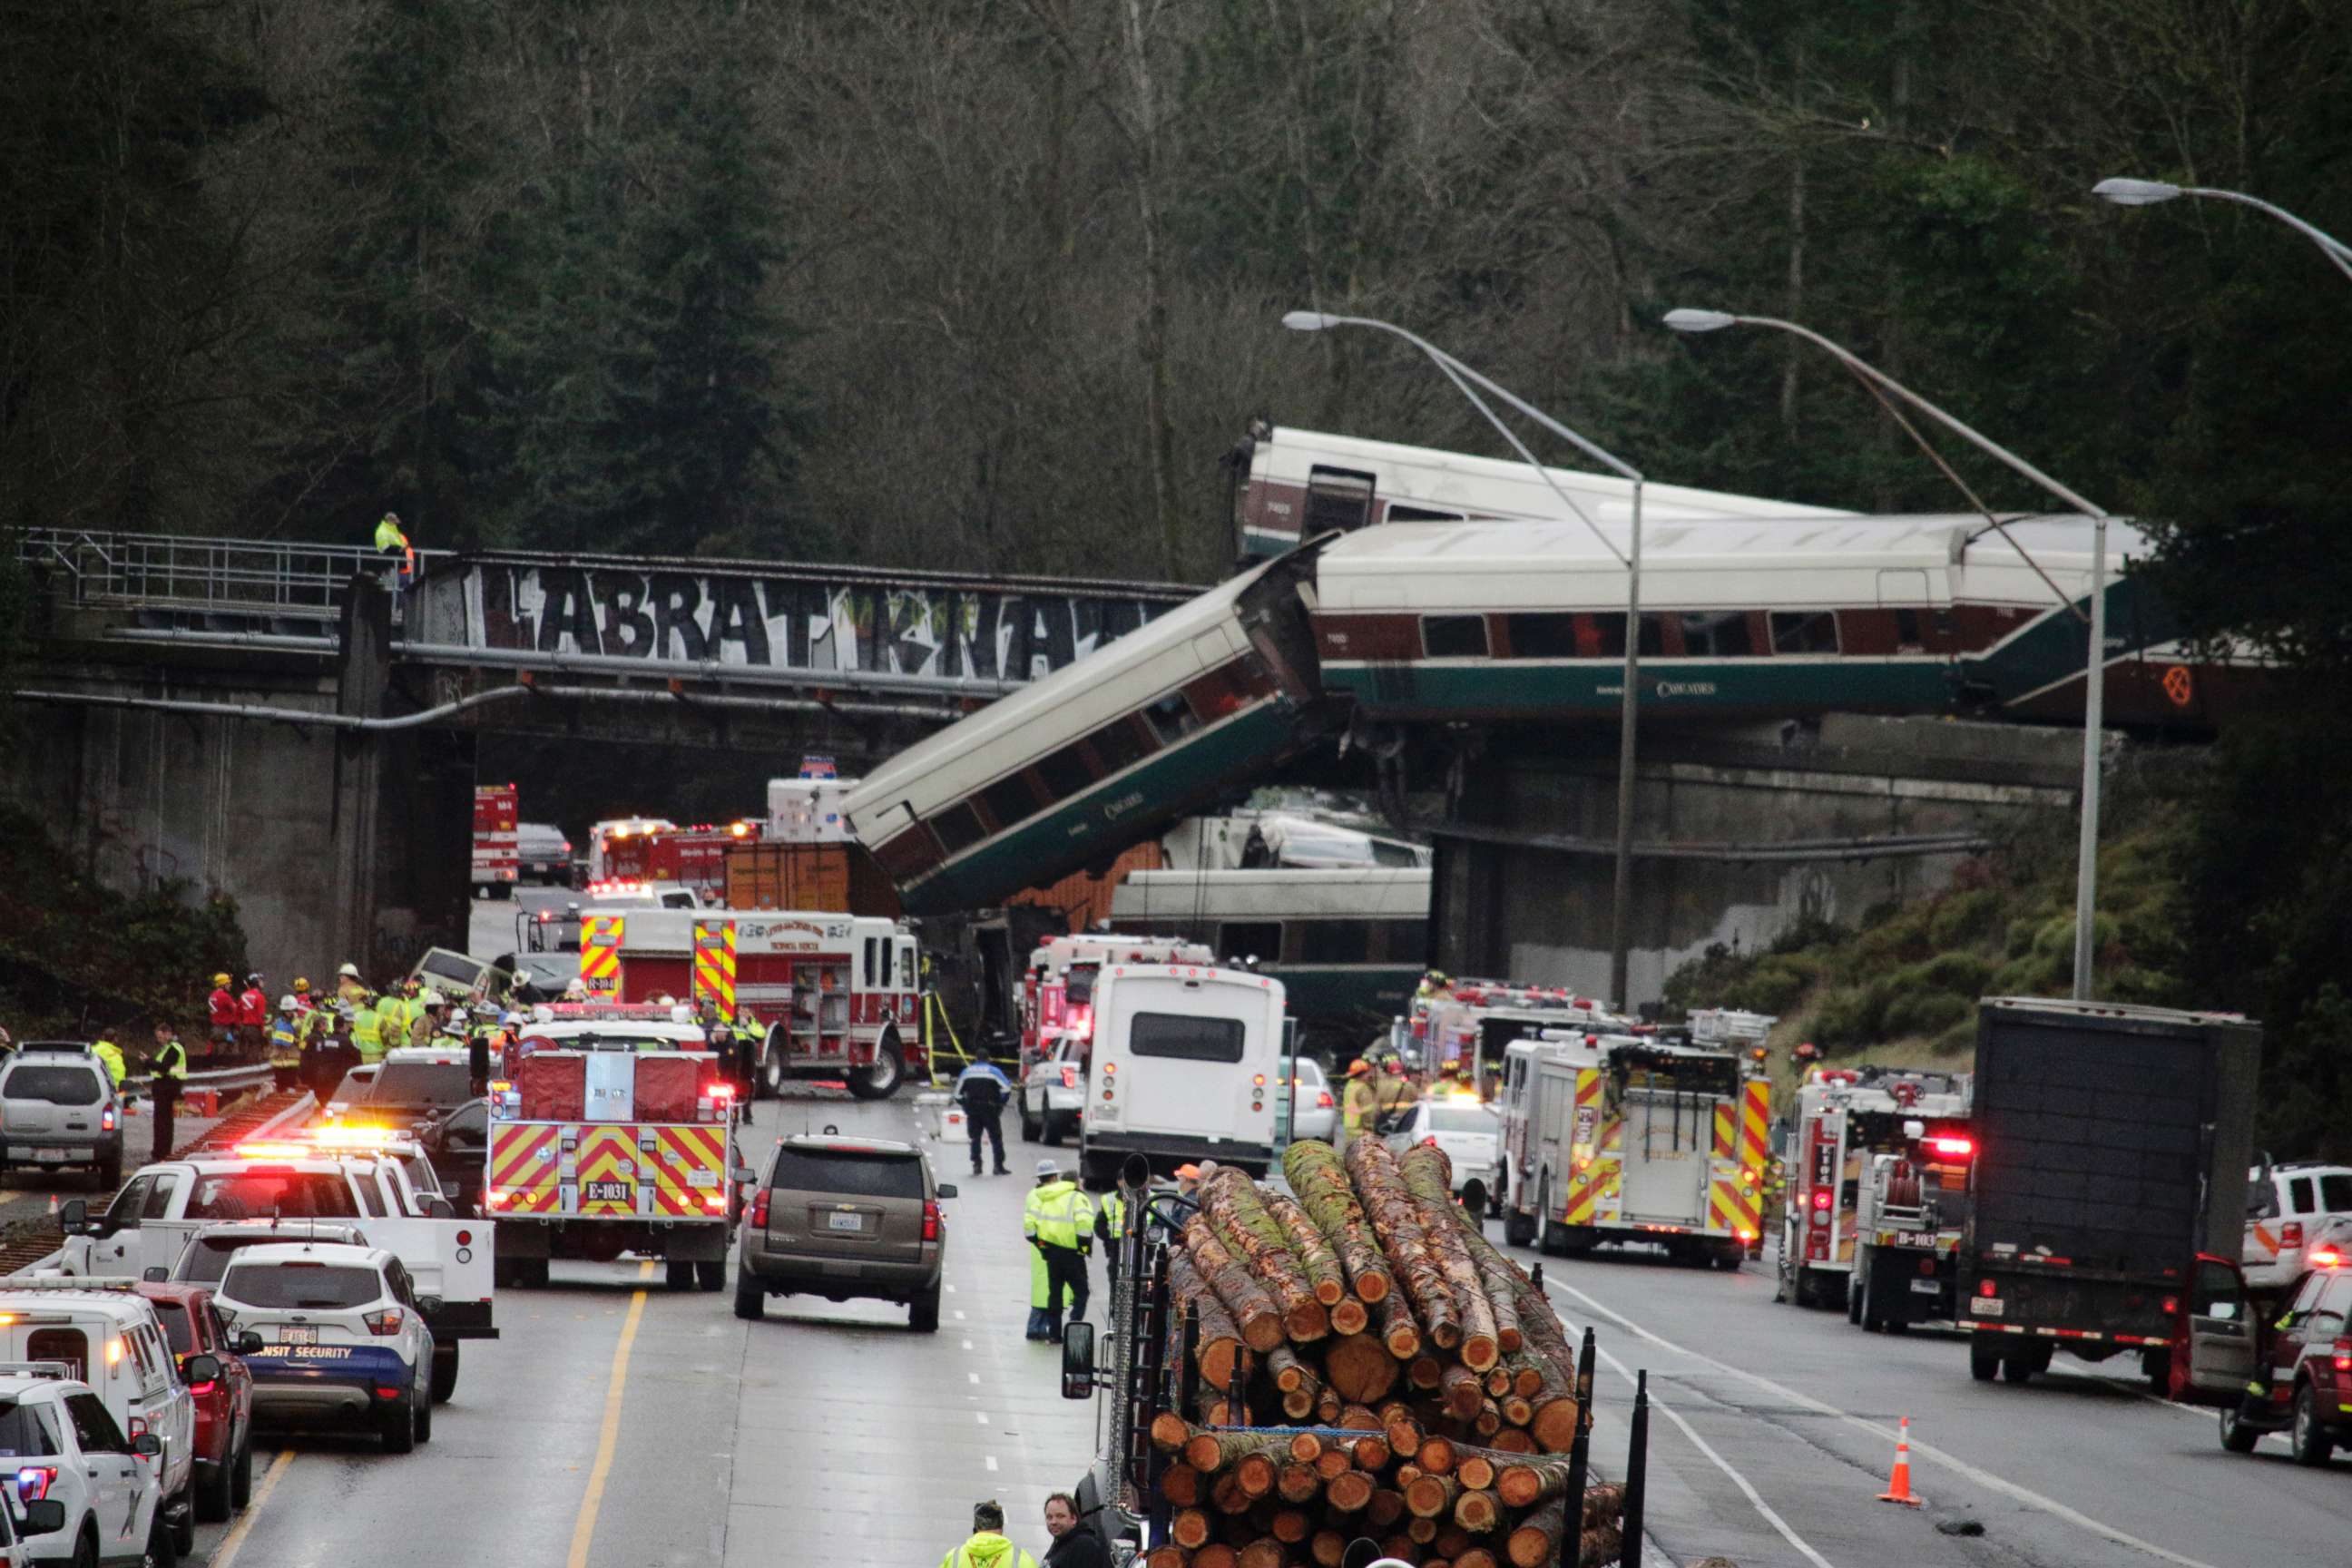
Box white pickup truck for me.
[54,1146,496,1399]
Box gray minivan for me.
[0,1044,124,1188]
[731,1134,954,1331]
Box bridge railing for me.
[17,528,391,619]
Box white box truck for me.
[1077,963,1286,1190]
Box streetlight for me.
[1662,309,2112,1002]
[2092,177,2352,284]
[1282,309,1649,1009]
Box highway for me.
[149,1093,2336,1568]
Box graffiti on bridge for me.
[470,565,1171,685]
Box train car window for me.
[1218,922,1282,964]
[1378,919,1430,962]
[1894,609,1923,646]
[1299,920,1375,964]
[873,824,945,880]
[1504,614,1578,658]
[1143,691,1201,744]
[1681,612,1753,657]
[1594,614,1665,658]
[1184,662,1267,722]
[979,773,1039,830]
[1769,612,1840,654]
[1036,742,1096,800]
[929,802,989,855]
[1087,716,1153,773]
[1385,505,1465,524]
[1303,466,1377,534]
[1422,616,1489,658]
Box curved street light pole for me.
[1662,309,2112,1002]
[2092,178,2352,284]
[1282,310,1647,1008]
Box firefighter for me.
[207,974,239,1048]
[374,510,414,590]
[731,1004,761,1121]
[955,1056,1014,1178]
[290,976,314,1014]
[236,974,269,1052]
[1023,1159,1094,1342]
[937,1500,1038,1568]
[411,991,452,1047]
[1415,969,1451,1004]
[90,1034,128,1089]
[350,990,386,1066]
[267,996,303,1091]
[147,1021,188,1161]
[1341,1060,1377,1138]
[1373,1058,1419,1132]
[336,962,368,1004]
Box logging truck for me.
[1058,1136,1624,1567]
[1495,1031,1769,1269]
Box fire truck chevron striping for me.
[692,920,738,1011]
[488,1123,562,1213]
[580,916,624,995]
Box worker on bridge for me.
[937,1500,1038,1568]
[374,511,414,590]
[236,975,269,1054]
[147,1021,188,1161]
[1023,1159,1094,1343]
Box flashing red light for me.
[187,1377,218,1397]
[921,1200,941,1243]
[708,1083,735,1102]
[375,1386,404,1400]
[103,1108,116,1133]
[485,1189,510,1210]
[2161,1297,2179,1316]
[15,1466,57,1502]
[1925,1135,1975,1158]
[1253,1073,1267,1089]
[2310,1248,2344,1269]
[703,1191,728,1212]
[1810,1190,1833,1210]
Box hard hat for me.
[531,1004,555,1023]
[1034,1159,1062,1180]
[670,1005,693,1025]
[293,977,310,993]
[246,972,263,985]
[419,990,445,1008]
[1174,1163,1201,1180]
[213,973,231,987]
[1348,1061,1370,1076]
[563,978,589,998]
[501,1011,524,1027]
[278,995,298,1011]
[338,963,361,979]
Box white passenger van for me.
[1077,964,1286,1189]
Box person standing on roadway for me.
[207,974,239,1050]
[1024,1159,1094,1342]
[1041,1493,1107,1568]
[955,1056,1014,1177]
[90,1034,128,1091]
[1342,1060,1377,1138]
[267,996,303,1091]
[146,1021,188,1161]
[938,1500,1038,1568]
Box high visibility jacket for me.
[1342,1079,1377,1136]
[1024,1181,1094,1250]
[152,1037,188,1082]
[91,1041,127,1086]
[375,516,408,553]
[939,1531,1038,1568]
[208,989,239,1028]
[379,995,414,1042]
[267,1017,301,1066]
[294,1009,324,1048]
[351,1004,386,1063]
[1374,1076,1416,1117]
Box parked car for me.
[356,1050,477,1132]
[133,1283,256,1523]
[0,1045,123,1191]
[1386,1095,1503,1215]
[166,1221,377,1287]
[516,823,573,886]
[2246,1161,2352,1289]
[0,1281,197,1557]
[215,1243,436,1452]
[413,1101,489,1218]
[732,1135,956,1331]
[1276,1058,1338,1143]
[0,1368,152,1567]
[1017,1038,1086,1145]
[2186,1250,2352,1464]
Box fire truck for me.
[1020,933,1213,1069]
[485,1004,738,1289]
[1778,1065,1975,1326]
[587,907,925,1099]
[1409,982,1628,1082]
[1496,1029,1770,1269]
[594,821,760,903]
[471,783,519,897]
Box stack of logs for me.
[1142,1135,1627,1567]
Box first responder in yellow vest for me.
[1023,1160,1094,1343]
[374,511,413,589]
[1093,1166,1161,1288]
[350,994,386,1065]
[147,1022,188,1161]
[937,1500,1038,1568]
[267,996,303,1091]
[1341,1059,1377,1137]
[336,962,367,1005]
[90,1036,127,1088]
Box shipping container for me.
[723,842,904,917]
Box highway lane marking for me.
[969,1372,981,1384]
[963,1339,975,1350]
[955,1309,966,1320]
[976,1411,990,1425]
[1544,1278,2225,1568]
[567,1259,653,1568]
[206,1449,295,1568]
[985,1455,999,1472]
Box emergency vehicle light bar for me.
[1925,1136,1975,1158]
[233,1142,316,1160]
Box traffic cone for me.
[46,1195,57,1217]
[1877,1416,1923,1507]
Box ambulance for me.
[485,1004,738,1289]
[1777,1065,1974,1323]
[586,907,924,1099]
[1495,1029,1769,1269]
[1020,933,1213,1069]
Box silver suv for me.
[731,1135,954,1331]
[0,1045,123,1189]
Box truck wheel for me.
[1043,1110,1066,1147]
[416,1387,434,1444]
[1019,1095,1040,1142]
[1969,1335,2003,1382]
[432,1341,460,1403]
[760,1041,787,1101]
[170,1488,193,1554]
[2290,1383,2336,1466]
[849,1036,906,1101]
[733,1272,766,1321]
[2001,1350,2038,1384]
[2219,1405,2261,1454]
[664,1259,696,1291]
[144,1510,173,1568]
[910,1281,942,1333]
[696,1259,726,1291]
[1503,1208,1536,1248]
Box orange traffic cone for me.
[1877,1416,1923,1507]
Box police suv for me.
[0,1366,160,1567]
[212,1243,436,1453]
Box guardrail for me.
[17,528,408,620]
[122,1063,279,1095]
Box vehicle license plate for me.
[35,1151,65,1164]
[827,1211,865,1233]
[280,1326,318,1346]
[1909,1279,1942,1295]
[583,1180,633,1203]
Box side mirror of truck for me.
[57,1199,90,1236]
[424,1197,456,1220]
[182,1355,221,1387]
[935,1183,958,1200]
[1059,1321,1096,1400]
[20,1500,64,1536]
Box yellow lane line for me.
[566,1260,654,1568]
[207,1449,296,1568]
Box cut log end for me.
[1331,1298,1369,1336]
[1455,1488,1501,1533]
[1287,1431,1324,1464]
[1531,1396,1582,1455]
[1356,1269,1391,1304]
[1171,1507,1211,1549]
[1461,1333,1501,1373]
[1324,1470,1375,1514]
[1455,1454,1497,1492]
